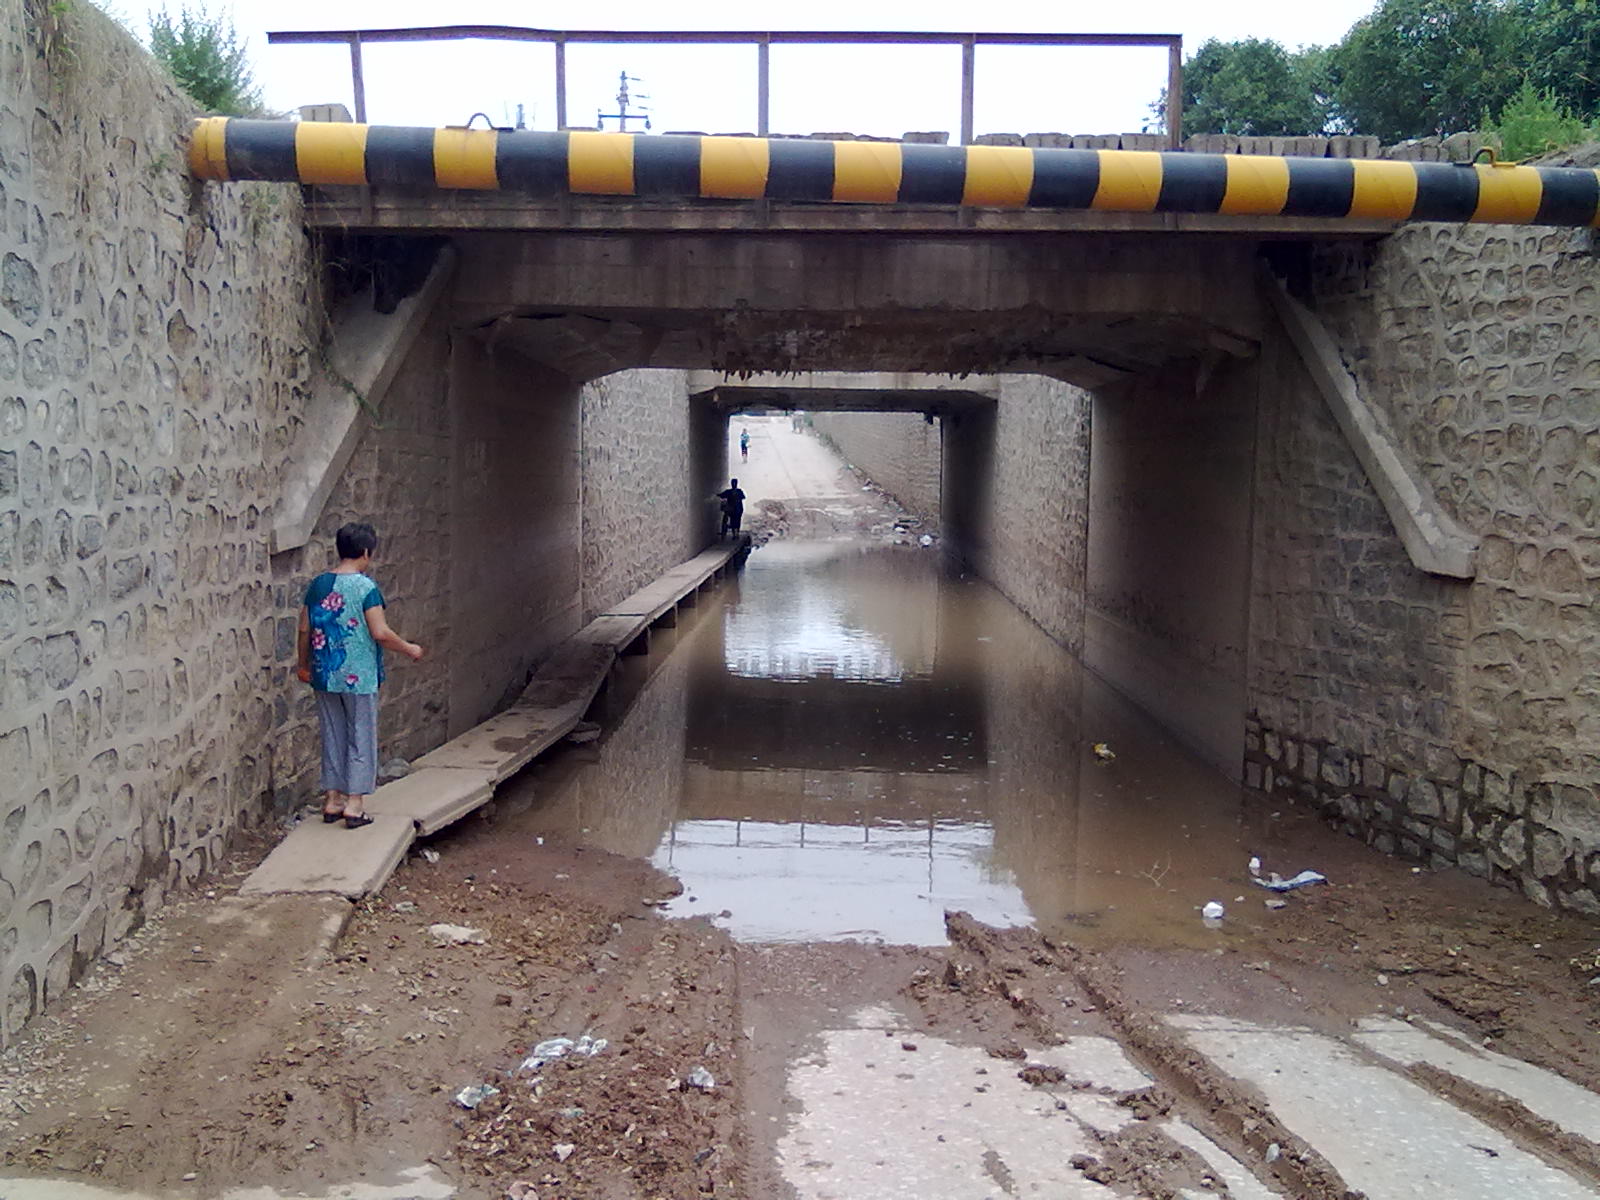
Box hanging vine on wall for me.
[26,0,81,76]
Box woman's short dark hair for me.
[335,522,378,560]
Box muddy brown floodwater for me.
[501,539,1298,951]
[5,426,1600,1199]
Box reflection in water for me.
[721,543,935,682]
[657,818,1024,945]
[497,540,1273,948]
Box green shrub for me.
[1485,81,1590,159]
[147,3,262,115]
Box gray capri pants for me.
[316,690,379,796]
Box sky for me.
[149,0,1381,136]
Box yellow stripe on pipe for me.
[1348,159,1420,221]
[434,128,499,190]
[295,122,369,186]
[1091,150,1162,212]
[962,145,1033,207]
[187,116,231,181]
[833,141,903,203]
[569,131,634,195]
[701,136,769,198]
[1472,163,1543,224]
[1220,156,1290,215]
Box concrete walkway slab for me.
[1354,1016,1600,1145]
[0,1164,456,1200]
[374,767,497,836]
[777,1023,1115,1198]
[604,578,690,620]
[572,614,650,651]
[519,644,614,710]
[239,813,413,899]
[1169,1013,1600,1199]
[411,705,575,780]
[778,1010,1280,1200]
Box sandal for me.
[322,809,346,823]
[344,812,375,829]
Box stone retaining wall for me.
[1246,225,1600,913]
[808,412,941,526]
[580,370,718,621]
[0,3,325,1044]
[944,376,1091,655]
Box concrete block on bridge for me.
[239,814,415,899]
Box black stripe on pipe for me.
[494,131,570,194]
[224,119,298,181]
[1027,148,1099,209]
[636,136,703,197]
[1410,162,1480,222]
[1283,158,1356,218]
[1534,167,1599,226]
[365,126,437,187]
[765,139,835,201]
[898,144,967,205]
[1157,153,1228,213]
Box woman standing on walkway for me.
[296,522,425,828]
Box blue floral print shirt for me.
[304,572,387,694]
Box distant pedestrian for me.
[296,522,425,829]
[739,427,750,461]
[718,479,747,537]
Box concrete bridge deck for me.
[302,187,1400,238]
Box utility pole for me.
[597,70,651,131]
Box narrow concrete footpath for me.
[238,537,749,902]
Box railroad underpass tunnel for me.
[422,225,1300,797]
[393,221,1332,941]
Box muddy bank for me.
[0,830,743,1199]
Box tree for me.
[1331,0,1520,141]
[1514,0,1600,121]
[148,4,262,116]
[1179,39,1332,137]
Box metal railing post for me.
[349,32,367,122]
[757,37,770,136]
[555,36,568,129]
[959,37,975,146]
[1166,38,1183,150]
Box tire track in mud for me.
[929,911,1362,1200]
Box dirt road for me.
[4,804,1600,1199]
[727,415,917,543]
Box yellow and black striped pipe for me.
[189,117,1600,227]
